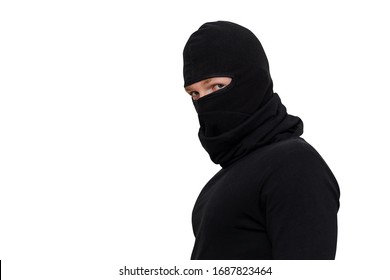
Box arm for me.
[261,147,340,260]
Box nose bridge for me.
[199,89,208,98]
[199,87,213,98]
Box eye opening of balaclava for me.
[182,20,303,167]
[191,75,235,101]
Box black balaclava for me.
[183,21,303,168]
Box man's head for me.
[183,21,273,113]
[182,21,274,136]
[182,21,303,166]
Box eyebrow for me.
[202,78,213,85]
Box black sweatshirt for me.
[183,21,340,260]
[191,137,340,260]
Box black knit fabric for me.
[183,21,340,260]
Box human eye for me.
[189,91,200,100]
[212,84,226,91]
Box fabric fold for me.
[198,92,303,167]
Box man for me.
[182,21,340,260]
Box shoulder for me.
[231,137,335,179]
[252,137,328,169]
[266,137,335,179]
[259,137,340,203]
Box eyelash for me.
[213,84,225,90]
[189,84,226,97]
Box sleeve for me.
[261,147,340,260]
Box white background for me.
[1,0,389,279]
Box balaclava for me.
[183,21,303,167]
